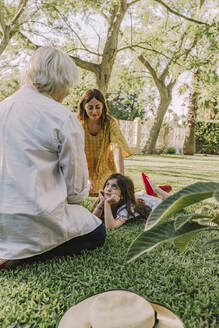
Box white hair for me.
[23,46,78,95]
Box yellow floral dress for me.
[81,115,132,195]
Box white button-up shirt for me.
[0,86,101,259]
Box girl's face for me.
[103,178,121,199]
[84,97,103,121]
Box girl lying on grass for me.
[92,173,170,229]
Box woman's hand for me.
[89,179,96,193]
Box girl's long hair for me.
[95,173,151,221]
[77,88,109,127]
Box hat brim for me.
[57,290,185,328]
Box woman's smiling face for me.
[84,97,103,121]
[103,178,121,199]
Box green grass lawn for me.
[0,154,218,328]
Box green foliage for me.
[166,146,176,154]
[108,61,156,119]
[127,182,219,263]
[0,0,19,20]
[195,121,219,154]
[0,78,20,102]
[107,91,145,120]
[189,22,219,117]
[40,0,117,16]
[63,70,95,111]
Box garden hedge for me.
[195,121,219,154]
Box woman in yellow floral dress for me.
[77,89,132,195]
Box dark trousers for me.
[23,223,106,264]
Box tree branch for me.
[18,31,40,49]
[19,31,100,75]
[167,80,176,92]
[159,31,186,81]
[19,19,65,35]
[86,22,102,57]
[22,29,56,44]
[99,11,110,24]
[0,3,6,33]
[199,0,206,9]
[0,4,10,55]
[67,47,102,57]
[154,0,209,26]
[0,0,28,55]
[183,36,198,60]
[138,54,162,91]
[127,0,141,8]
[55,6,99,57]
[68,55,100,74]
[10,0,28,26]
[159,60,171,81]
[119,43,167,58]
[177,31,187,52]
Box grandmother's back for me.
[0,47,102,262]
[0,86,74,215]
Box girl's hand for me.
[105,193,120,205]
[98,190,105,207]
[99,190,105,200]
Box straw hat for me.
[57,290,184,328]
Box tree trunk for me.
[182,1,204,155]
[72,0,134,93]
[95,1,128,92]
[96,58,116,93]
[183,73,198,155]
[0,32,10,56]
[138,54,176,154]
[71,0,139,93]
[143,96,172,153]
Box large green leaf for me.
[146,182,219,230]
[215,191,219,201]
[173,232,199,254]
[174,213,212,230]
[127,221,218,263]
[174,214,193,230]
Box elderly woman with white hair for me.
[0,46,105,269]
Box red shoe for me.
[159,184,172,193]
[141,172,157,197]
[141,172,172,197]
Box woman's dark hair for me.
[77,89,109,126]
[102,173,151,221]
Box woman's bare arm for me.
[113,147,124,174]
